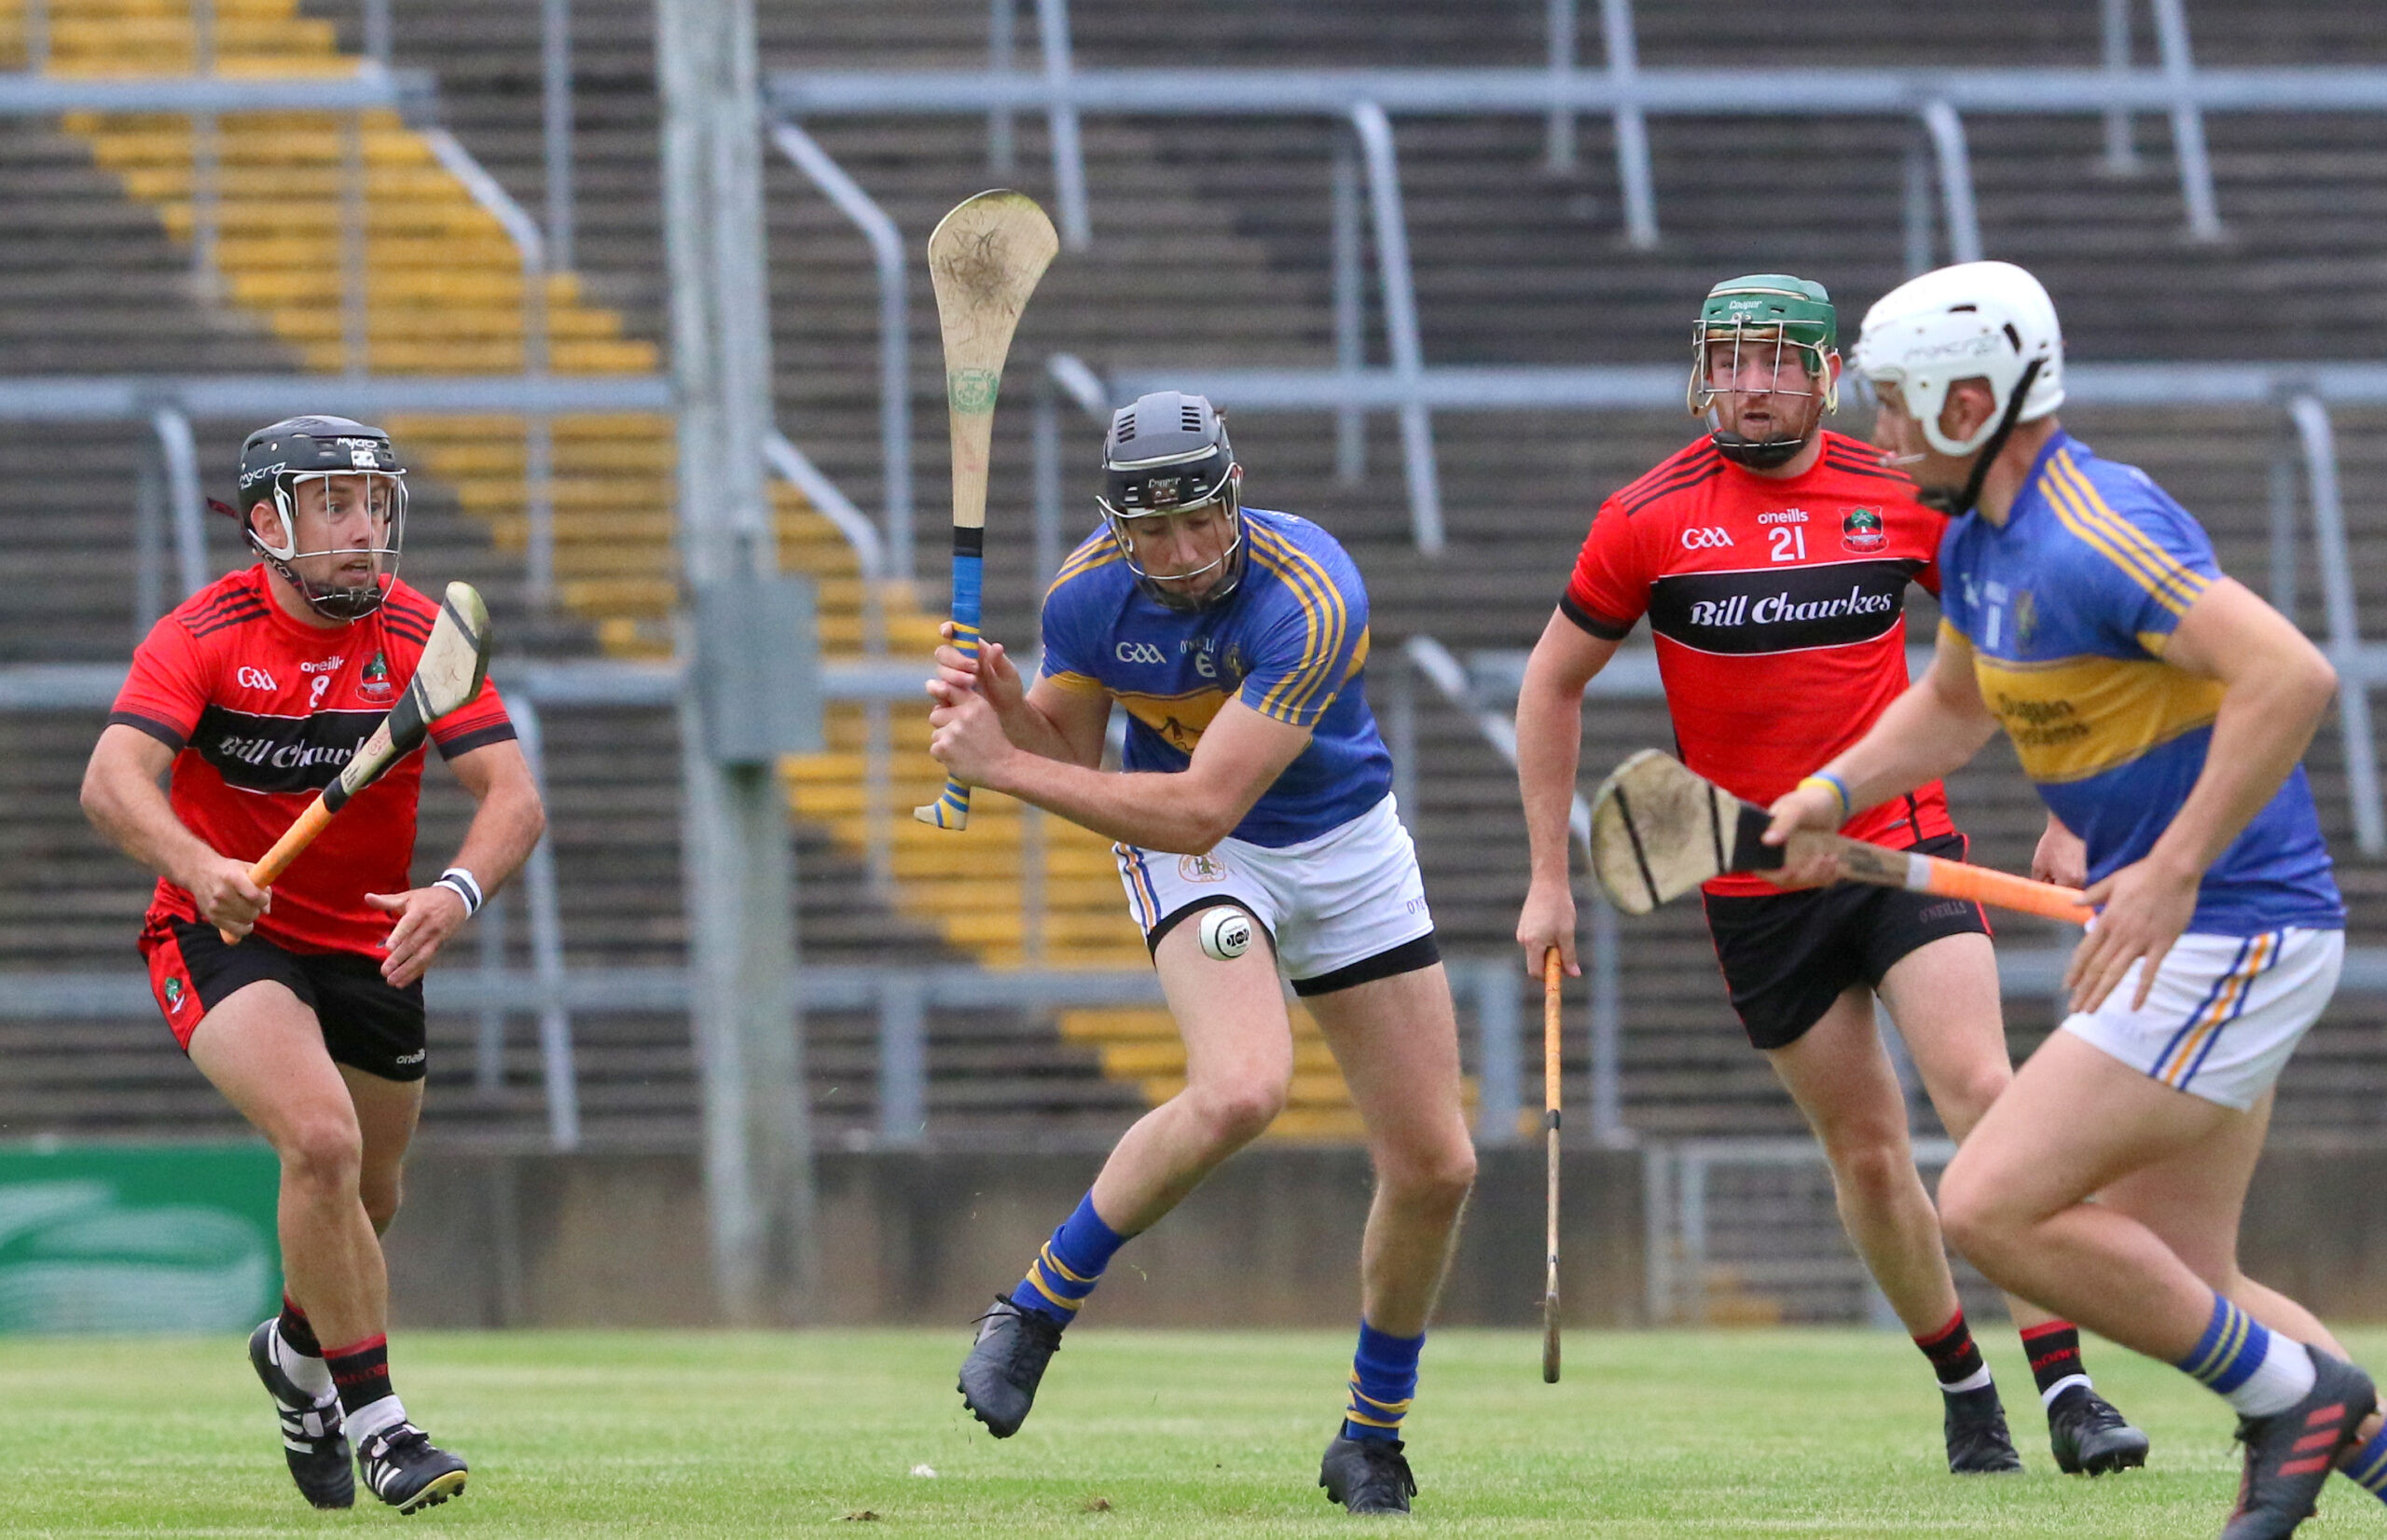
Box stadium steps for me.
[0,7,1138,1148]
[301,0,1422,1138]
[733,0,2387,1147]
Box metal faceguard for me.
[1688,274,1841,469]
[1097,391,1248,613]
[231,416,408,621]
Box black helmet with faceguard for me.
[223,416,408,621]
[1688,274,1841,470]
[1097,391,1246,612]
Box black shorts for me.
[1701,832,1992,1052]
[141,916,428,1081]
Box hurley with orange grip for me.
[1588,749,2093,927]
[219,582,492,942]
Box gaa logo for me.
[1842,507,1887,554]
[1113,641,1166,665]
[359,651,394,700]
[235,667,279,692]
[1680,527,1734,551]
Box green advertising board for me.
[0,1143,281,1334]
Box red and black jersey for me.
[1561,430,1956,896]
[110,567,515,956]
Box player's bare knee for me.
[1381,1135,1476,1217]
[1823,1133,1920,1211]
[1927,1066,2010,1139]
[279,1117,364,1196]
[1934,1156,2018,1264]
[359,1170,404,1232]
[1185,1074,1287,1150]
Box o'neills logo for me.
[1686,585,1898,628]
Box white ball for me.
[1197,906,1254,961]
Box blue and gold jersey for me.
[1938,432,2341,935]
[1038,506,1392,846]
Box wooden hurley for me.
[1587,749,2095,927]
[1541,946,1563,1384]
[220,582,491,942]
[915,189,1059,832]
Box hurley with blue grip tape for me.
[917,189,1059,831]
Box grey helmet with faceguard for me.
[219,416,408,621]
[1688,274,1840,470]
[1097,391,1245,613]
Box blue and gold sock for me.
[1342,1320,1425,1444]
[2175,1296,2315,1417]
[2342,1422,2387,1501]
[1014,1193,1126,1325]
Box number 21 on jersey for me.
[1769,526,1807,563]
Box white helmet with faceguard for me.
[1852,260,2065,513]
[215,416,408,621]
[1097,391,1246,613]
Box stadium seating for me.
[5,0,2387,1156]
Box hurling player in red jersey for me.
[80,418,545,1515]
[1513,278,2146,1476]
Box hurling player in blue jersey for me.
[925,392,1474,1515]
[1767,261,2378,1540]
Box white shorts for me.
[1112,794,1439,995]
[2060,927,2343,1110]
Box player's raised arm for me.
[1514,609,1623,978]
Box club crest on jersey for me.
[1178,852,1231,884]
[2013,588,2038,648]
[360,650,393,700]
[163,976,186,1011]
[1842,507,1887,553]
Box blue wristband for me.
[1799,771,1854,821]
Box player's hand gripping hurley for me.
[916,190,1059,831]
[1587,749,2095,925]
[219,582,492,942]
[1541,947,1564,1384]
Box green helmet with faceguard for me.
[1688,273,1841,469]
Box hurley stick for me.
[1589,749,2094,925]
[221,582,492,942]
[917,189,1059,831]
[1542,946,1564,1384]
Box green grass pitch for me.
[4,1327,2382,1534]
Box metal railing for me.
[768,53,2387,556]
[768,120,913,583]
[420,129,558,607]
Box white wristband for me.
[435,866,484,917]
